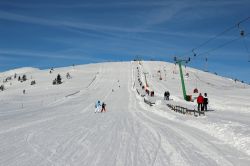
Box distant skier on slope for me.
[164,91,170,100]
[203,93,208,111]
[197,93,204,111]
[101,102,106,112]
[95,100,101,113]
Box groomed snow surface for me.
[0,61,250,166]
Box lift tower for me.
[174,57,190,101]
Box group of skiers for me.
[94,92,208,113]
[95,100,106,113]
[197,93,209,111]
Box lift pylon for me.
[174,57,190,101]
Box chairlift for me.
[194,71,199,93]
[205,57,209,71]
[193,88,198,93]
[184,65,189,78]
[240,30,245,36]
[238,23,245,37]
[238,23,250,62]
[192,49,197,57]
[159,70,162,80]
[173,63,177,74]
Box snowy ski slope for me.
[0,61,250,166]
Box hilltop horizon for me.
[1,0,250,84]
[1,60,250,84]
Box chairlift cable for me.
[242,36,250,54]
[198,32,250,57]
[239,30,250,62]
[198,37,240,56]
[180,24,236,57]
[194,17,250,52]
[193,25,236,51]
[180,17,250,58]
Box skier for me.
[203,93,208,111]
[150,91,154,97]
[166,91,170,100]
[164,91,167,100]
[95,100,101,113]
[197,93,204,111]
[66,72,71,79]
[164,91,170,100]
[101,102,106,112]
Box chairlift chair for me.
[240,30,245,36]
[192,49,197,57]
[238,22,250,62]
[193,88,198,93]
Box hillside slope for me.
[0,61,250,166]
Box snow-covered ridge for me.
[0,67,40,76]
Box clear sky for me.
[0,0,250,83]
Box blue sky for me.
[0,0,250,82]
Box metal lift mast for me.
[174,57,190,101]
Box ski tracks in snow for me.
[1,62,250,166]
[128,62,250,166]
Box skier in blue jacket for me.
[95,100,101,113]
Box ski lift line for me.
[193,25,236,50]
[242,37,250,54]
[179,16,250,57]
[237,18,250,62]
[179,24,236,57]
[237,16,250,27]
[240,33,250,62]
[198,37,240,56]
[198,32,250,57]
[194,17,250,52]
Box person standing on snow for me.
[164,91,170,100]
[197,93,204,111]
[95,100,101,113]
[166,91,170,100]
[203,93,208,111]
[164,91,167,100]
[101,102,106,112]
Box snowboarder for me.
[197,93,204,111]
[203,93,208,111]
[95,100,101,113]
[101,102,106,112]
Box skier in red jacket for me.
[197,93,204,111]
